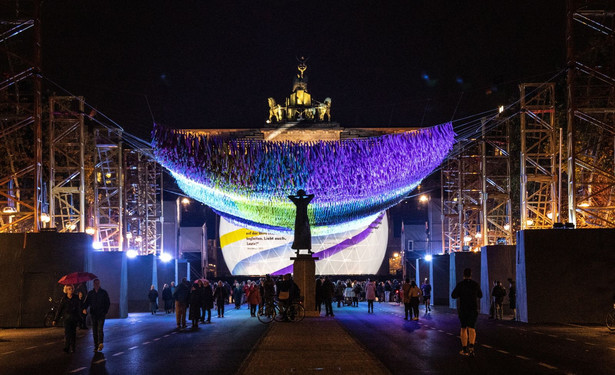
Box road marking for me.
[534,331,544,335]
[446,332,454,336]
[565,338,576,342]
[515,355,530,360]
[497,349,509,354]
[143,341,151,345]
[538,362,557,370]
[163,334,170,337]
[112,352,124,356]
[44,342,55,345]
[584,342,596,346]
[481,344,493,349]
[69,367,86,373]
[518,328,527,331]
[25,346,37,350]
[93,358,106,364]
[1,351,16,355]
[154,338,161,341]
[129,346,138,350]
[548,334,558,338]
[437,329,444,333]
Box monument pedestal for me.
[291,254,320,317]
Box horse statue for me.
[267,97,285,123]
[317,97,332,121]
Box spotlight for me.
[181,197,190,205]
[419,195,428,203]
[160,253,172,262]
[40,213,51,223]
[85,227,96,235]
[503,224,510,231]
[463,235,472,242]
[424,254,433,262]
[125,232,133,239]
[92,241,103,250]
[498,105,504,113]
[127,249,138,258]
[526,219,534,226]
[474,232,482,238]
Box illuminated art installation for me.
[151,122,455,236]
[219,213,388,275]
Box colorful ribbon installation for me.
[151,122,455,236]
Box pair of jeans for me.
[410,297,420,318]
[63,318,78,350]
[91,315,105,347]
[367,299,374,312]
[175,301,187,326]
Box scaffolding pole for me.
[567,0,615,228]
[48,96,85,232]
[520,83,558,229]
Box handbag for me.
[278,291,290,300]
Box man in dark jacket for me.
[322,276,335,317]
[82,279,110,352]
[491,281,507,320]
[173,278,190,329]
[451,268,483,357]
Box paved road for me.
[1,302,613,374]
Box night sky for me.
[39,0,566,139]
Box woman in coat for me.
[188,281,203,328]
[201,280,214,323]
[53,284,81,353]
[365,280,376,314]
[247,281,261,317]
[162,284,173,314]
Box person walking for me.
[162,283,173,314]
[421,278,432,313]
[233,281,243,310]
[247,281,261,317]
[201,280,214,323]
[401,278,412,320]
[148,285,159,315]
[173,278,190,329]
[188,281,203,329]
[315,278,323,314]
[322,276,335,317]
[214,280,228,318]
[334,280,345,308]
[408,280,422,320]
[491,281,507,320]
[53,285,81,353]
[352,281,362,307]
[169,281,176,313]
[77,291,88,329]
[82,279,110,352]
[451,268,483,357]
[365,279,376,313]
[508,278,517,321]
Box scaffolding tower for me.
[94,127,123,251]
[520,83,558,229]
[566,1,615,228]
[48,96,85,232]
[0,1,43,233]
[124,149,162,256]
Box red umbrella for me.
[58,272,98,285]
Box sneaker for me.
[459,348,469,356]
[98,343,104,352]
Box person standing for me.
[507,278,517,321]
[169,281,176,313]
[247,281,261,317]
[365,279,376,314]
[401,278,411,320]
[322,276,335,317]
[162,284,173,314]
[201,280,214,323]
[491,281,507,320]
[421,278,432,313]
[334,280,345,308]
[173,278,190,329]
[148,285,159,315]
[77,291,88,329]
[315,278,323,314]
[53,284,81,353]
[384,280,392,302]
[233,281,243,310]
[82,279,110,352]
[214,280,228,318]
[188,281,203,329]
[451,268,483,357]
[408,280,422,320]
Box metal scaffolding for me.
[442,116,512,253]
[481,118,513,245]
[48,96,85,232]
[94,127,123,251]
[520,83,558,229]
[0,1,43,233]
[566,1,615,228]
[124,149,162,256]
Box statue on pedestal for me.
[288,189,314,256]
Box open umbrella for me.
[58,272,98,285]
